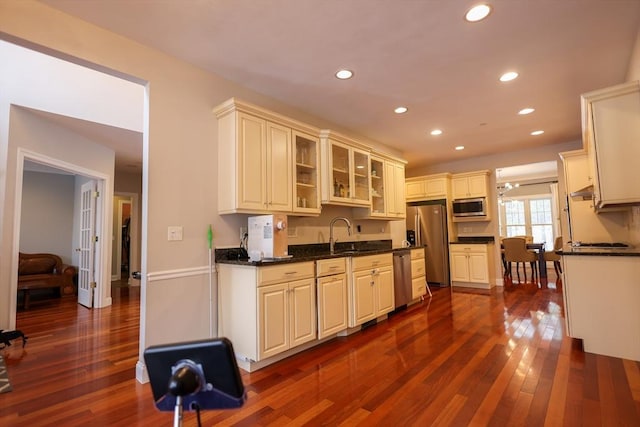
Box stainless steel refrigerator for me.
[406,200,450,287]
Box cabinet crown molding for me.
[451,169,491,178]
[319,129,371,152]
[213,97,320,136]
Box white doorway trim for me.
[10,148,113,323]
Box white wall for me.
[626,27,640,81]
[0,1,409,384]
[20,171,75,263]
[5,106,117,316]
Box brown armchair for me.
[17,252,76,309]
[502,237,538,283]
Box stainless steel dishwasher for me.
[393,249,412,309]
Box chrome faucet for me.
[329,217,353,254]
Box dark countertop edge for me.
[449,241,495,245]
[216,247,415,266]
[558,249,640,257]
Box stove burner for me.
[572,242,629,248]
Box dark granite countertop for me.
[558,245,640,257]
[215,240,417,266]
[450,236,495,244]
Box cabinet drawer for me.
[411,258,426,278]
[258,262,314,286]
[410,247,425,260]
[450,244,488,254]
[316,258,346,277]
[412,276,426,299]
[352,253,392,271]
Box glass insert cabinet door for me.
[331,143,351,200]
[352,149,370,203]
[293,131,320,213]
[330,142,370,205]
[370,157,385,214]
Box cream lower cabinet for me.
[316,258,348,338]
[563,255,640,361]
[449,244,495,289]
[349,253,394,327]
[218,261,316,368]
[410,247,427,299]
[258,277,316,359]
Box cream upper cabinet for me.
[451,171,489,199]
[320,130,371,207]
[266,121,294,211]
[356,154,406,219]
[293,130,321,215]
[405,173,450,201]
[214,98,319,215]
[581,80,640,209]
[560,150,591,194]
[386,159,406,218]
[448,244,495,289]
[369,156,386,216]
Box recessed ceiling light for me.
[430,129,443,136]
[531,130,544,136]
[499,71,519,82]
[465,4,492,22]
[335,69,353,80]
[455,146,465,151]
[518,107,535,115]
[394,106,408,114]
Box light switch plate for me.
[168,226,183,241]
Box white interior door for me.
[78,180,97,308]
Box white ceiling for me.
[496,161,558,184]
[24,107,143,175]
[41,0,640,172]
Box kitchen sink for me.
[334,250,359,255]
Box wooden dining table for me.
[526,243,547,279]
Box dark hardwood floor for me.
[1,277,639,426]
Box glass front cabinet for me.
[354,153,406,219]
[293,131,321,215]
[320,130,371,206]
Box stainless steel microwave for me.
[452,197,487,217]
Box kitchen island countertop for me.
[558,245,640,256]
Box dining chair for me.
[544,236,563,277]
[514,235,534,244]
[502,237,538,283]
